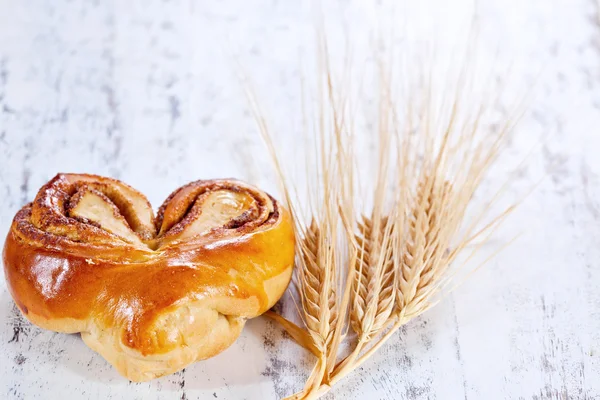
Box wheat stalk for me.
[348,79,397,344]
[245,25,524,398]
[253,32,352,398]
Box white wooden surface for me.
[1,0,600,399]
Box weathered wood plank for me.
[1,0,599,399]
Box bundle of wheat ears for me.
[245,34,525,399]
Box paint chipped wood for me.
[1,0,600,399]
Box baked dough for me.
[3,173,295,381]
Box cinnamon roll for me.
[3,173,295,381]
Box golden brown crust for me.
[3,173,295,381]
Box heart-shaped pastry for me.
[3,173,295,381]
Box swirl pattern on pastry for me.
[3,173,295,381]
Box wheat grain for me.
[397,176,453,316]
[244,25,523,399]
[350,215,396,339]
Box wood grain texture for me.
[1,0,599,399]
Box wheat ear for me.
[245,25,523,398]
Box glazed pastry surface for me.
[3,173,295,381]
